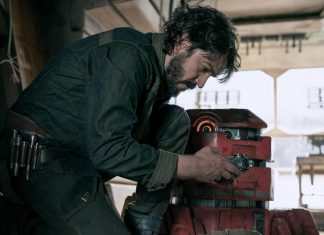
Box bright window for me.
[277,68,324,135]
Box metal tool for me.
[12,135,22,176]
[19,141,28,167]
[26,134,37,180]
[31,142,39,170]
[9,129,18,169]
[229,153,254,172]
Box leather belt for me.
[5,110,69,180]
[38,147,70,165]
[5,110,51,138]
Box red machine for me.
[161,109,319,235]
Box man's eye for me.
[200,66,210,74]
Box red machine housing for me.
[161,109,319,235]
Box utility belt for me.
[5,110,69,180]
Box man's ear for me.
[174,33,191,54]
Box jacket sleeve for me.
[86,42,178,190]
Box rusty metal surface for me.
[186,132,271,160]
[183,167,272,202]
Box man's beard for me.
[165,52,188,97]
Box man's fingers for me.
[214,175,221,182]
[213,171,236,185]
[221,170,233,180]
[224,160,241,176]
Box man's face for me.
[165,48,226,97]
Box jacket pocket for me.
[59,176,98,221]
[30,168,99,222]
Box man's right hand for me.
[176,146,241,185]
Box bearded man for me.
[2,4,241,235]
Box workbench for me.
[296,155,324,207]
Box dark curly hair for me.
[162,5,241,83]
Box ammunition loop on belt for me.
[8,129,41,180]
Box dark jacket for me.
[11,27,178,191]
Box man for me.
[2,4,241,235]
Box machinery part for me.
[192,115,219,132]
[219,128,261,140]
[164,109,319,235]
[217,154,254,185]
[191,114,261,140]
[229,154,254,172]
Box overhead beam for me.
[239,42,324,71]
[84,12,106,35]
[85,4,130,32]
[236,18,322,36]
[85,0,161,33]
[112,0,160,32]
[216,0,324,19]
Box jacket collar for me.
[151,33,171,103]
[151,33,166,70]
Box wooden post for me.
[11,0,48,89]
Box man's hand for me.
[176,146,241,185]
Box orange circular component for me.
[192,115,219,132]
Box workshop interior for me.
[0,0,324,234]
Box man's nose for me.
[195,73,210,88]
